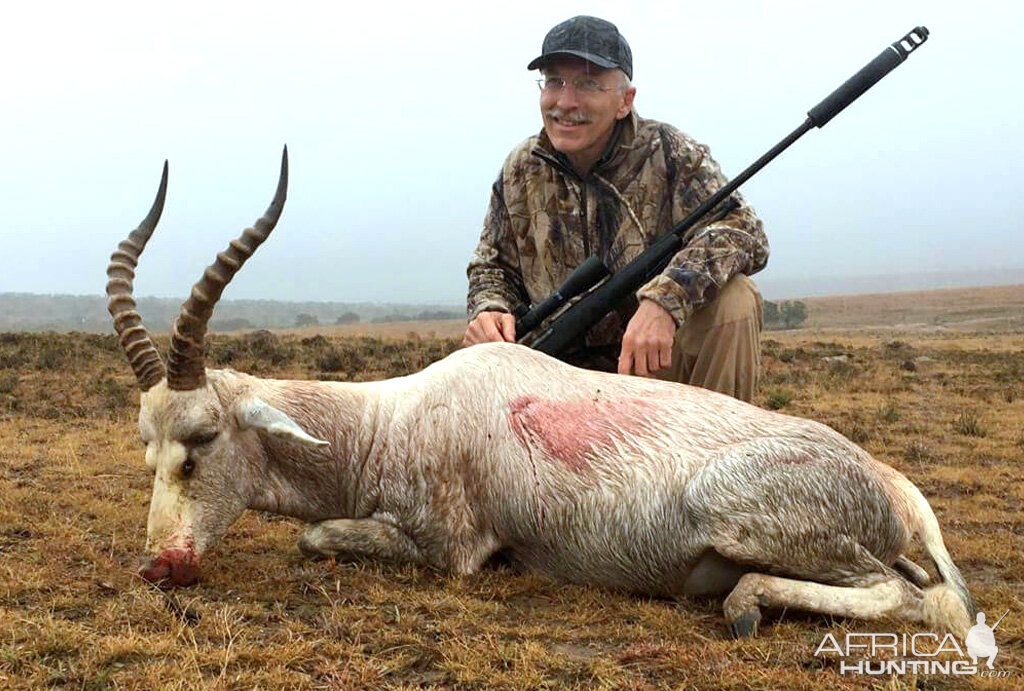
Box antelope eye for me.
[188,430,219,447]
[182,458,196,477]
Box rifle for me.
[515,26,930,356]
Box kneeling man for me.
[466,15,768,402]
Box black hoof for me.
[729,611,761,638]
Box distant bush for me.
[210,330,293,368]
[904,441,933,463]
[316,346,365,374]
[764,389,793,410]
[877,403,902,423]
[89,377,131,413]
[245,331,292,366]
[36,344,67,370]
[825,358,857,382]
[763,300,808,330]
[294,313,319,328]
[0,372,18,395]
[953,410,986,437]
[0,348,26,369]
[847,425,871,444]
[335,312,360,325]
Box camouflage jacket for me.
[467,111,768,349]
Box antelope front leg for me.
[298,518,424,566]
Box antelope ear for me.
[235,397,330,448]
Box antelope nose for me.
[139,549,201,588]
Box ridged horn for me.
[106,162,169,391]
[166,146,289,391]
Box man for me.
[465,15,767,402]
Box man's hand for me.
[618,299,677,376]
[463,311,516,347]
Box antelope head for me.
[107,148,328,587]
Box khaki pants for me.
[654,275,763,402]
[561,275,763,402]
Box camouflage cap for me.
[527,16,633,80]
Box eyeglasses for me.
[536,76,619,95]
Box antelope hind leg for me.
[299,518,424,566]
[893,554,931,587]
[723,572,924,638]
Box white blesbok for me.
[107,148,972,637]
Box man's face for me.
[539,57,635,173]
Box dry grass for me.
[1,328,1022,689]
[265,320,466,342]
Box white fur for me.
[136,341,971,633]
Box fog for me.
[1,0,1020,305]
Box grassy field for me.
[276,283,1024,341]
[798,284,1024,332]
[0,323,1022,689]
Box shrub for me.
[36,344,67,370]
[0,349,26,368]
[827,359,856,378]
[952,410,986,437]
[90,377,131,413]
[0,372,17,394]
[903,441,933,463]
[213,345,237,365]
[846,425,871,444]
[245,330,292,366]
[821,359,858,391]
[877,403,902,423]
[764,389,793,410]
[763,300,808,330]
[316,347,365,374]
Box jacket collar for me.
[533,110,639,180]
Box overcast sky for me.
[1,0,1021,305]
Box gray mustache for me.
[545,109,592,125]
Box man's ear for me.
[235,397,330,448]
[617,85,636,119]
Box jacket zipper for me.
[532,149,592,259]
